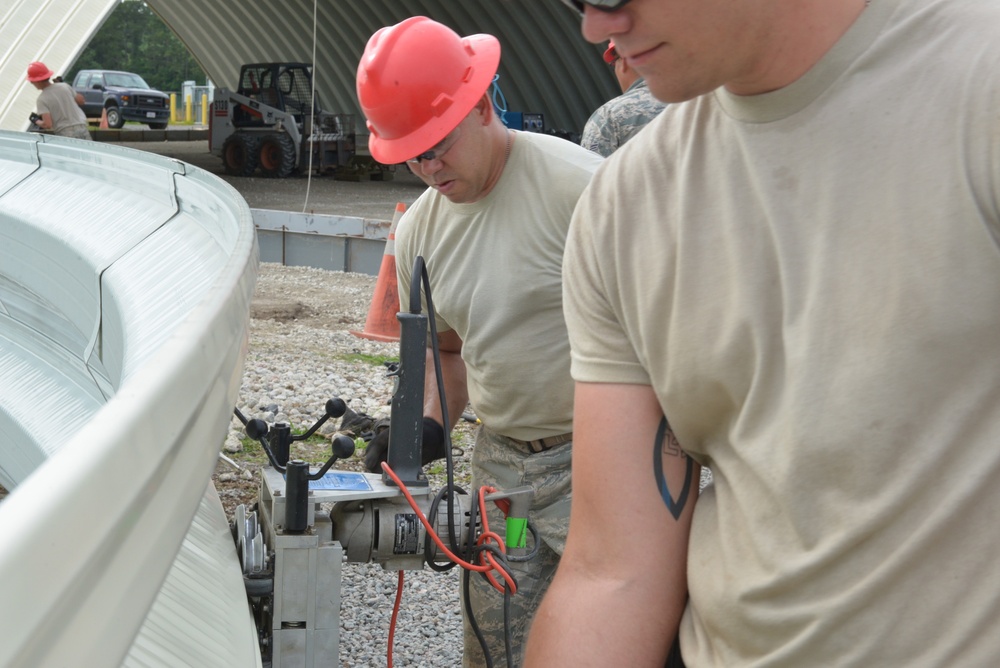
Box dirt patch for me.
[250,299,311,322]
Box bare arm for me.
[37,112,53,130]
[524,381,698,666]
[423,328,467,432]
[74,92,85,106]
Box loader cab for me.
[235,62,319,125]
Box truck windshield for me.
[104,72,151,89]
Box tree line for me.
[67,0,207,93]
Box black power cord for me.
[408,256,527,668]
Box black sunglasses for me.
[560,0,633,13]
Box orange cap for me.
[356,16,501,164]
[603,41,618,64]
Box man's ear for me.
[475,93,494,125]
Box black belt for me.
[511,432,573,454]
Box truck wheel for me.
[259,133,297,178]
[105,106,124,129]
[222,134,260,177]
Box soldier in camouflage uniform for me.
[581,41,666,157]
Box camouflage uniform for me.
[461,426,572,668]
[580,78,666,158]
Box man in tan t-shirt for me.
[356,16,602,668]
[26,61,90,141]
[527,0,1000,667]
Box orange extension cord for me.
[381,462,519,666]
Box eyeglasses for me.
[406,126,462,165]
[560,0,633,14]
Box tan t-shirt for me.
[36,82,88,135]
[564,0,1000,664]
[396,131,602,441]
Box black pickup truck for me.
[72,70,170,129]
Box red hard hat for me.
[26,61,55,83]
[357,16,501,165]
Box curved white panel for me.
[0,130,260,667]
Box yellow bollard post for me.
[201,93,208,126]
[185,95,192,123]
[170,93,177,123]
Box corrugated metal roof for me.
[149,0,617,135]
[1,0,617,137]
[0,0,117,131]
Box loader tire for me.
[222,133,260,177]
[259,133,297,178]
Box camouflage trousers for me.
[57,124,93,141]
[461,425,572,668]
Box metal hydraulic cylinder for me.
[284,460,311,533]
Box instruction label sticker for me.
[308,471,373,491]
[393,514,421,554]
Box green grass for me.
[239,427,339,467]
[340,352,399,366]
[238,437,270,466]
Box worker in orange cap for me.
[580,40,666,157]
[357,15,602,668]
[26,61,90,140]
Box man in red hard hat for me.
[357,15,603,667]
[26,61,90,140]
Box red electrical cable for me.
[387,570,404,668]
[380,462,517,594]
[380,463,520,666]
[476,486,516,594]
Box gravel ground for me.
[218,262,474,668]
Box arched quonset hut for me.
[0,0,617,139]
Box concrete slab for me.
[116,139,427,221]
[89,127,210,142]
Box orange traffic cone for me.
[351,202,406,342]
[99,108,108,129]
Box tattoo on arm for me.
[653,416,694,520]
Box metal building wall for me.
[1,0,617,137]
[148,0,616,136]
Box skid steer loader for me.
[209,62,359,178]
